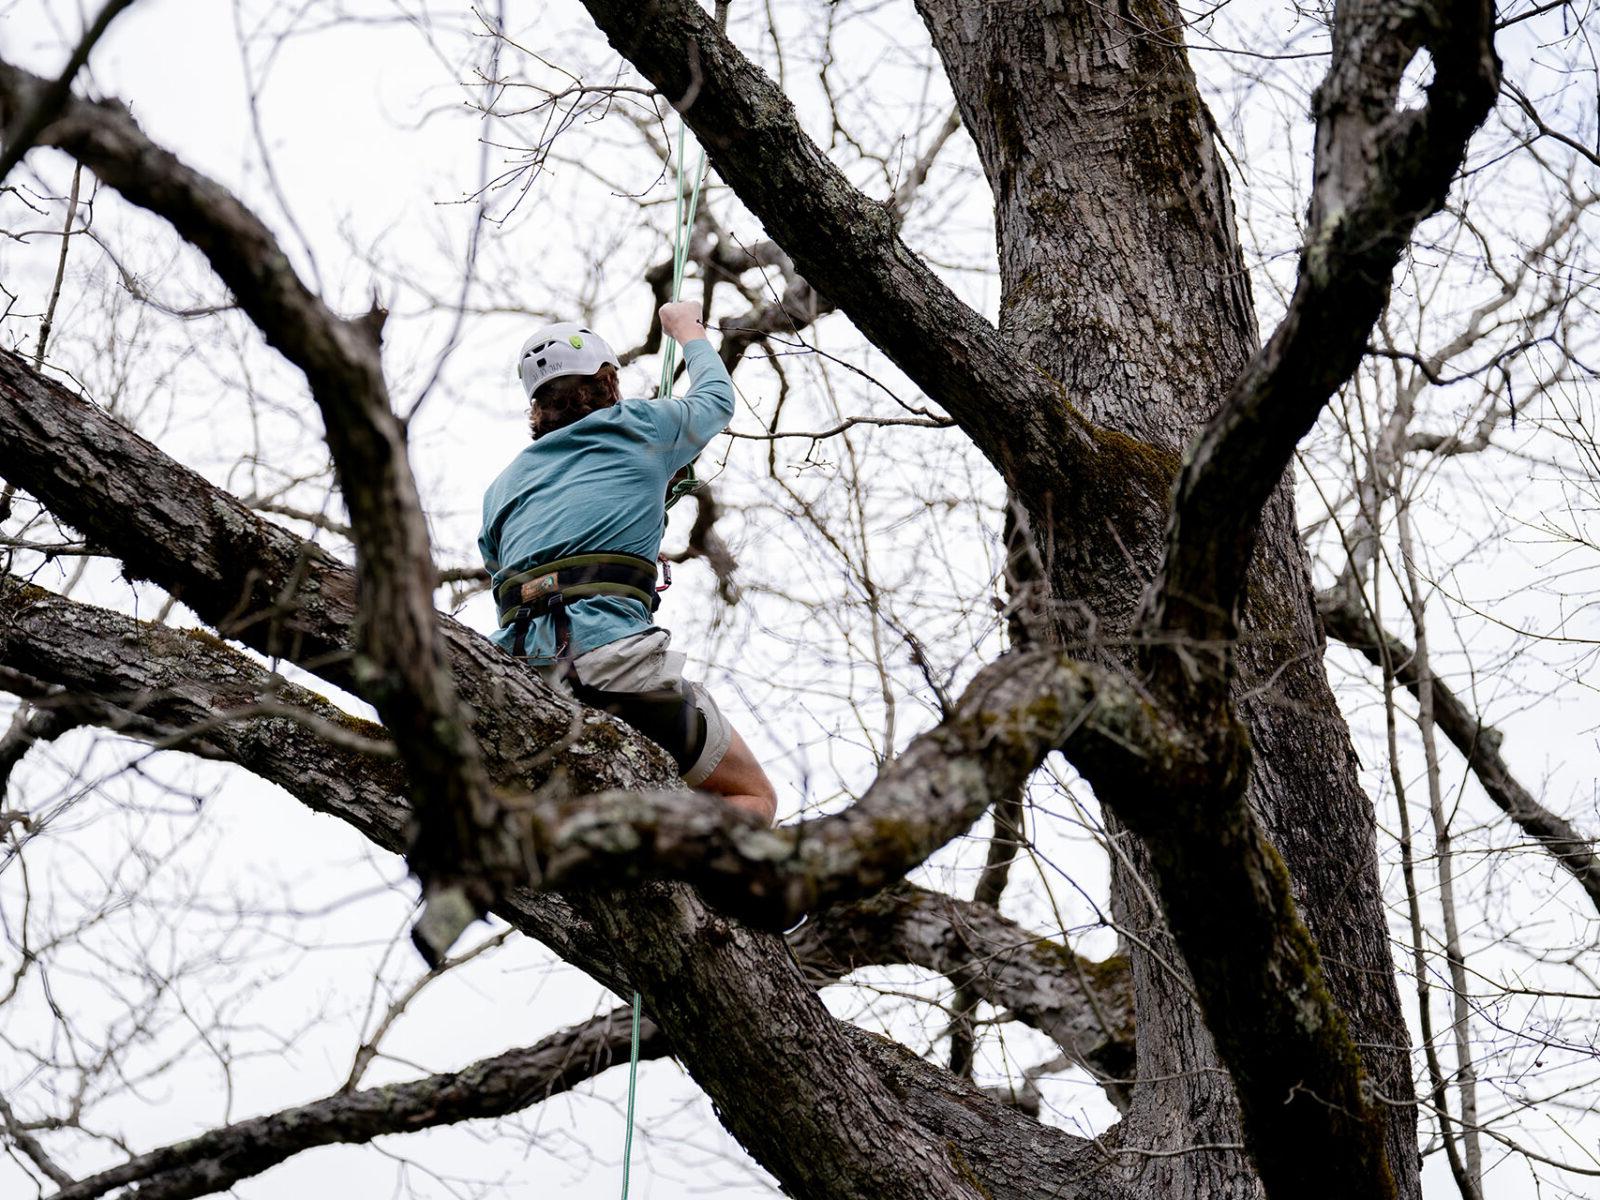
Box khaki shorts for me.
[535,629,732,787]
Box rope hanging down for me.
[659,117,710,511]
[620,116,707,1200]
[619,989,643,1199]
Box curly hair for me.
[529,365,621,439]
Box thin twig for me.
[33,163,80,369]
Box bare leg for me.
[700,726,777,825]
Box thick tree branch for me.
[508,651,1187,926]
[0,578,412,848]
[1320,592,1600,913]
[798,885,1135,1107]
[1098,724,1407,1200]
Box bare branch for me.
[33,163,82,368]
[343,930,515,1092]
[660,481,739,604]
[798,885,1135,1108]
[725,413,955,441]
[1503,77,1600,170]
[45,1007,661,1200]
[570,0,1106,501]
[0,1092,75,1190]
[1320,591,1600,913]
[889,108,963,220]
[0,700,83,799]
[246,500,352,540]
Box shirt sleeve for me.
[478,489,502,577]
[646,337,735,474]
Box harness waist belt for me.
[495,552,659,631]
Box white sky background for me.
[0,1,1597,1199]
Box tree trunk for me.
[916,4,1419,1196]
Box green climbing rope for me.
[619,988,643,1199]
[660,117,710,511]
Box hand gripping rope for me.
[658,117,710,511]
[619,114,708,1200]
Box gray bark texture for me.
[0,1,1503,1198]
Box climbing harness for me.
[495,552,660,662]
[660,118,711,512]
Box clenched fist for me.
[659,301,708,344]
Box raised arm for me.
[656,300,735,472]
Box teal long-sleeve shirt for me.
[479,337,734,662]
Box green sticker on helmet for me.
[569,335,584,349]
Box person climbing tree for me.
[480,299,776,824]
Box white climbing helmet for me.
[517,322,621,400]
